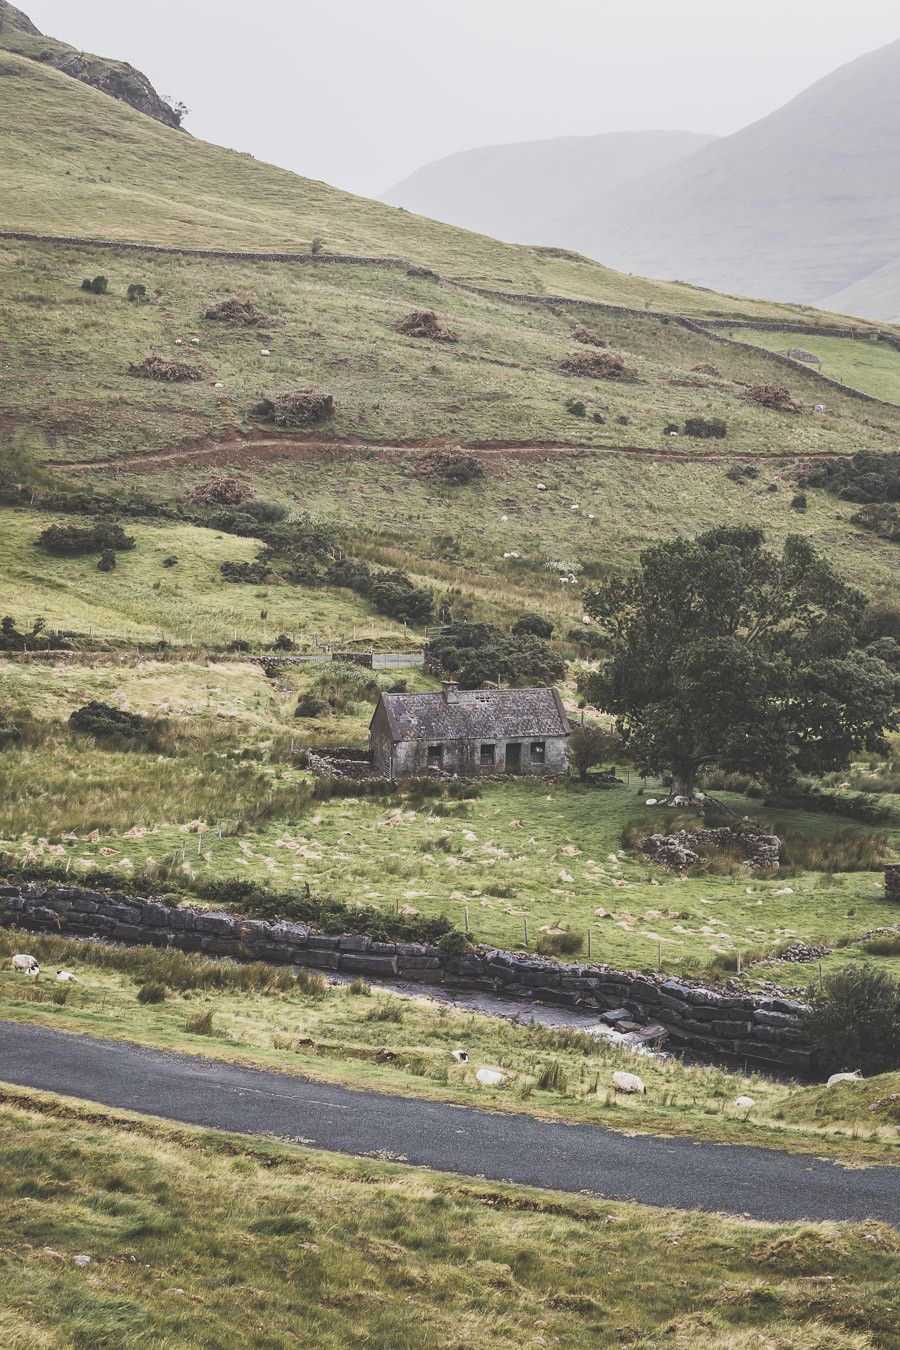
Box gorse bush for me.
[805,963,900,1076]
[68,701,158,747]
[36,520,135,557]
[684,417,727,439]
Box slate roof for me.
[373,687,570,743]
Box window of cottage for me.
[427,744,443,766]
[530,741,546,763]
[480,743,495,766]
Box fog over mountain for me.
[385,38,900,321]
[381,131,716,247]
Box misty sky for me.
[23,0,900,196]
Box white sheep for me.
[261,348,271,356]
[826,1070,863,1087]
[12,954,39,977]
[734,1095,756,1109]
[451,1049,469,1064]
[475,1067,506,1087]
[56,970,77,983]
[612,1070,645,1094]
[537,483,547,491]
[191,337,200,345]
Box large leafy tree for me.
[580,527,899,799]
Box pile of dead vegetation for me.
[129,354,206,383]
[744,382,803,412]
[204,296,271,326]
[691,362,720,376]
[407,449,485,485]
[571,324,606,347]
[560,349,636,380]
[393,310,458,343]
[184,472,254,507]
[250,390,335,428]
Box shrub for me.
[81,275,108,295]
[97,548,116,572]
[560,350,636,380]
[406,265,439,280]
[568,723,622,782]
[127,284,148,303]
[36,520,135,557]
[860,933,900,957]
[426,620,564,689]
[851,502,900,542]
[394,310,457,342]
[684,416,727,439]
[805,964,900,1076]
[409,450,484,485]
[725,464,759,484]
[365,1000,404,1023]
[0,616,66,653]
[511,612,554,640]
[310,237,325,255]
[204,296,270,326]
[801,450,900,505]
[272,633,294,651]
[348,977,371,995]
[137,981,167,1004]
[368,570,434,625]
[69,701,155,745]
[295,693,329,718]
[791,492,808,511]
[220,559,269,584]
[437,930,475,958]
[185,472,254,507]
[227,638,251,652]
[251,391,334,428]
[535,931,584,957]
[184,1008,217,1036]
[565,398,587,418]
[129,354,206,383]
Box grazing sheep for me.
[475,1068,506,1087]
[734,1095,756,1109]
[612,1070,646,1095]
[56,970,77,983]
[826,1070,863,1087]
[451,1049,469,1064]
[12,954,39,977]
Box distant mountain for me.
[0,0,181,127]
[381,131,716,245]
[557,38,900,319]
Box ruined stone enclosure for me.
[370,683,570,779]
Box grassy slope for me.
[716,328,900,403]
[1,45,886,327]
[3,1091,897,1350]
[4,240,899,463]
[1,935,898,1162]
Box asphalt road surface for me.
[2,1021,897,1225]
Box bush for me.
[437,930,475,958]
[409,450,484,485]
[511,612,554,640]
[0,616,66,653]
[137,981,167,1004]
[185,472,254,507]
[394,310,457,342]
[568,723,622,782]
[69,701,156,745]
[684,416,727,439]
[295,693,329,718]
[560,350,636,380]
[97,548,116,572]
[425,620,565,689]
[368,570,434,625]
[36,520,135,557]
[805,964,900,1076]
[801,451,900,505]
[127,284,148,303]
[791,492,808,511]
[725,464,759,484]
[220,559,269,584]
[535,931,584,957]
[272,633,295,652]
[81,276,108,295]
[565,399,587,418]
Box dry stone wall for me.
[0,881,812,1071]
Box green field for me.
[4,1090,897,1350]
[717,328,900,404]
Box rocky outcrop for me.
[0,882,812,1070]
[641,827,780,871]
[36,52,182,128]
[2,3,40,35]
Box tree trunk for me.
[671,766,696,801]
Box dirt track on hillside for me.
[49,432,830,475]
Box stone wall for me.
[0,882,812,1071]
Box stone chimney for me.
[441,680,459,704]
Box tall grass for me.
[779,828,888,874]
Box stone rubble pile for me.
[641,827,780,870]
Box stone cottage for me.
[369,682,570,778]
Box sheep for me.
[826,1070,863,1087]
[12,954,39,977]
[734,1095,756,1109]
[56,970,77,983]
[451,1049,469,1064]
[475,1068,506,1087]
[261,348,271,356]
[612,1070,645,1094]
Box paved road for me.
[1,1022,898,1225]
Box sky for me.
[22,0,900,197]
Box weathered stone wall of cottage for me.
[0,882,813,1070]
